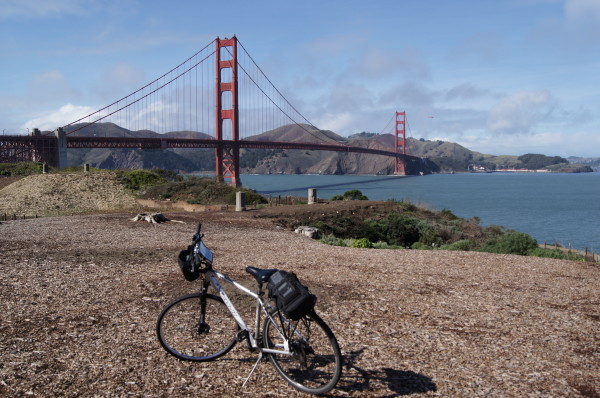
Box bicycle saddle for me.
[245,266,279,284]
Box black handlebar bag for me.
[178,245,201,281]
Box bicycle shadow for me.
[332,348,437,397]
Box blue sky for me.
[1,0,599,157]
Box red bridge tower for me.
[394,111,406,175]
[215,36,241,187]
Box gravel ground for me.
[0,209,599,397]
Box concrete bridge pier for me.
[54,127,67,169]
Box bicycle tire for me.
[263,310,342,395]
[156,293,238,361]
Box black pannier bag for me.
[178,245,200,281]
[268,270,316,320]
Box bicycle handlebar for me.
[192,223,203,244]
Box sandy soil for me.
[1,208,598,397]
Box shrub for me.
[529,247,584,261]
[440,239,478,251]
[415,219,443,246]
[351,238,373,248]
[117,169,167,191]
[440,208,459,220]
[342,189,369,200]
[0,162,44,176]
[153,169,183,182]
[330,194,344,201]
[383,213,421,247]
[372,241,404,249]
[399,201,417,212]
[224,190,268,205]
[480,231,538,255]
[411,242,433,250]
[320,234,346,247]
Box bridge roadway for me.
[65,136,419,162]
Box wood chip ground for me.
[1,211,598,397]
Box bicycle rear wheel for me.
[263,310,342,395]
[156,293,238,361]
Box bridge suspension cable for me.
[378,113,395,136]
[234,39,341,145]
[63,39,218,137]
[61,36,341,147]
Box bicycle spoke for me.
[264,310,342,394]
[156,293,238,362]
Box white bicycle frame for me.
[204,268,304,386]
[205,268,292,356]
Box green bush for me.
[0,162,44,176]
[440,239,478,251]
[351,238,373,248]
[399,201,417,212]
[320,234,347,247]
[153,169,183,182]
[480,231,538,255]
[343,189,369,200]
[371,241,404,249]
[330,194,344,201]
[528,247,584,261]
[117,169,167,191]
[411,242,433,250]
[440,208,459,220]
[415,219,443,246]
[224,190,268,205]
[383,213,421,247]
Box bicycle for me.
[156,223,342,395]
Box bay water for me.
[240,172,600,252]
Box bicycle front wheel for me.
[263,310,342,395]
[156,293,238,361]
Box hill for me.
[60,123,215,172]
[0,171,140,216]
[568,156,600,171]
[47,123,593,174]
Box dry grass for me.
[0,172,140,217]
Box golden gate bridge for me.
[0,36,423,186]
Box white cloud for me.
[316,112,355,133]
[451,32,505,64]
[457,130,600,157]
[564,0,600,42]
[487,91,556,134]
[565,0,600,22]
[304,35,365,56]
[27,70,79,105]
[379,81,435,107]
[0,0,91,19]
[21,104,96,131]
[354,47,430,81]
[94,63,146,101]
[445,83,493,102]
